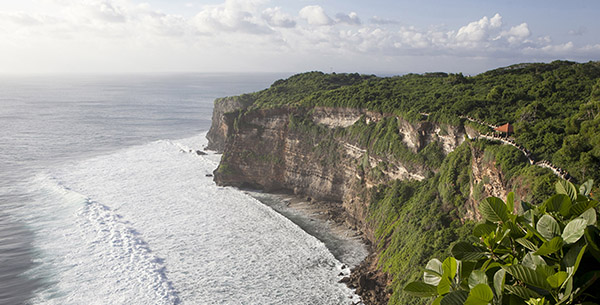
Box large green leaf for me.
[479,197,509,223]
[556,180,578,202]
[437,276,452,295]
[464,284,494,305]
[584,226,600,262]
[468,270,488,289]
[516,238,538,252]
[546,271,568,288]
[564,243,587,277]
[505,286,542,299]
[534,264,555,279]
[536,214,560,241]
[404,281,438,297]
[578,207,597,226]
[504,221,525,238]
[533,236,563,256]
[543,194,572,217]
[561,218,587,244]
[452,242,487,261]
[579,179,594,196]
[443,257,458,280]
[493,269,506,296]
[473,223,497,238]
[504,265,551,290]
[440,290,469,305]
[507,192,515,215]
[522,253,546,270]
[425,258,443,286]
[570,200,599,217]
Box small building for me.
[495,123,514,137]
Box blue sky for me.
[0,0,598,74]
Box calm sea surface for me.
[0,74,365,304]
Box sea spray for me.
[24,134,361,304]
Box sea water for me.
[0,74,365,304]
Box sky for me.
[0,0,599,75]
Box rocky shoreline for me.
[245,190,390,305]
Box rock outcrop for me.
[206,100,487,304]
[206,95,255,152]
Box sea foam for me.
[25,134,360,304]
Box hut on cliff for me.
[495,123,514,137]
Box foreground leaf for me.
[468,270,488,289]
[570,200,599,217]
[556,180,578,202]
[440,290,469,305]
[437,276,452,295]
[464,284,494,305]
[546,271,568,288]
[404,281,438,297]
[505,286,542,300]
[578,208,597,226]
[473,223,497,238]
[564,243,587,277]
[425,258,443,286]
[507,192,515,215]
[584,226,600,262]
[561,218,587,244]
[579,179,594,196]
[522,253,546,270]
[536,214,560,241]
[534,236,563,256]
[452,242,487,261]
[443,257,458,280]
[504,265,551,290]
[479,197,509,223]
[516,238,538,252]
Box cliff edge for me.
[205,63,600,304]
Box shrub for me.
[404,180,599,305]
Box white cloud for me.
[0,2,596,74]
[191,0,271,34]
[299,5,332,26]
[262,7,295,28]
[336,12,360,25]
[369,16,399,25]
[501,23,531,44]
[455,13,502,43]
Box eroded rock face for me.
[206,95,255,152]
[465,147,509,222]
[210,106,452,232]
[207,102,483,305]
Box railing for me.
[461,116,572,181]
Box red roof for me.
[495,123,514,133]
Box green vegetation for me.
[216,61,600,305]
[404,180,599,305]
[236,60,600,184]
[369,142,475,305]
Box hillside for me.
[206,61,600,304]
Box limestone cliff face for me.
[464,147,509,221]
[207,100,514,304]
[206,95,255,152]
[209,102,468,237]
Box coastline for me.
[246,190,368,268]
[244,190,391,304]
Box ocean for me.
[0,74,366,304]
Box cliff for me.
[206,95,255,152]
[206,63,600,305]
[208,103,519,304]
